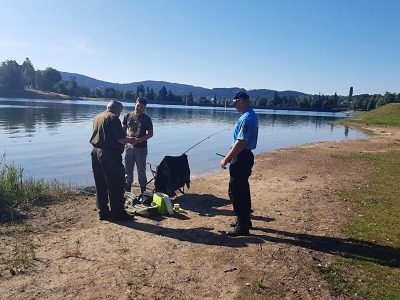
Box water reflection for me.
[0,99,355,133]
[0,98,366,186]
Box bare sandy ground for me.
[1,125,400,300]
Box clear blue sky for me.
[1,0,399,96]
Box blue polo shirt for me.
[231,108,258,150]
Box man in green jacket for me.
[90,100,140,221]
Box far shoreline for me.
[1,89,353,113]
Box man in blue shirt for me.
[220,91,258,236]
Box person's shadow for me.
[115,193,399,268]
[255,228,399,268]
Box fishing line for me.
[183,129,230,154]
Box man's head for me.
[135,97,147,115]
[231,91,250,111]
[107,100,123,116]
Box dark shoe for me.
[230,219,252,229]
[112,212,135,221]
[99,210,112,220]
[226,226,249,237]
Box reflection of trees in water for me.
[0,105,64,131]
[0,108,38,132]
[0,100,104,133]
[264,113,333,129]
[0,100,348,134]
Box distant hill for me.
[60,71,310,99]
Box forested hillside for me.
[1,58,399,111]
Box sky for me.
[1,0,399,96]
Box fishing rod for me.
[183,129,230,154]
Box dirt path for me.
[1,126,400,300]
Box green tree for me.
[54,81,68,94]
[123,90,135,100]
[383,92,396,104]
[376,98,387,108]
[94,88,104,98]
[255,96,268,107]
[188,92,194,105]
[146,88,155,100]
[61,76,78,96]
[198,96,209,104]
[167,89,174,101]
[159,86,168,101]
[136,84,145,97]
[115,89,123,99]
[34,71,44,90]
[77,85,90,97]
[35,67,61,91]
[367,98,376,111]
[21,58,35,88]
[297,96,311,109]
[272,91,279,107]
[0,60,23,90]
[104,87,117,98]
[175,94,183,103]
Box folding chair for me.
[148,154,190,196]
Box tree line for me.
[1,58,399,111]
[253,91,400,111]
[0,58,194,104]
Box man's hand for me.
[220,158,228,169]
[131,137,141,145]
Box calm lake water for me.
[0,98,367,187]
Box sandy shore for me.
[1,125,400,299]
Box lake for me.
[0,98,366,187]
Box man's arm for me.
[138,129,153,143]
[220,139,247,169]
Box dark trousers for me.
[91,147,126,216]
[228,149,254,223]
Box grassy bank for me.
[0,157,68,222]
[0,88,78,100]
[324,104,400,299]
[340,103,400,127]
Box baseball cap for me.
[230,91,249,106]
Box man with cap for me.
[220,91,258,236]
[90,100,139,221]
[122,97,154,194]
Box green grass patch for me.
[0,157,68,222]
[341,103,400,127]
[324,151,400,299]
[341,152,400,246]
[318,264,367,298]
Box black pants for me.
[91,147,126,216]
[228,149,254,222]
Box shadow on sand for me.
[113,193,399,268]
